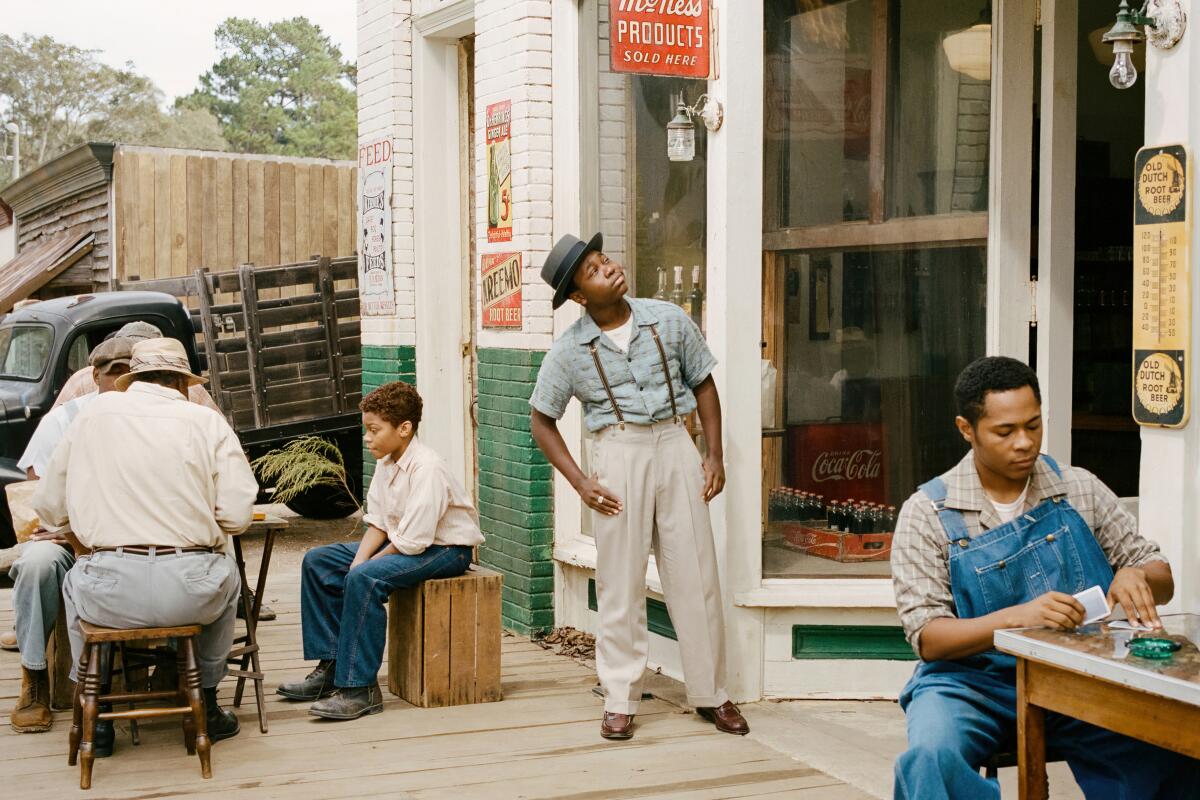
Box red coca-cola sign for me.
[787,423,888,504]
[610,0,711,79]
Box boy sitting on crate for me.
[277,381,483,720]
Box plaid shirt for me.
[891,452,1166,656]
[530,298,717,432]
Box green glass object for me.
[1128,637,1182,660]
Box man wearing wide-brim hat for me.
[529,233,749,741]
[33,338,259,750]
[53,321,222,412]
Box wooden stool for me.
[386,566,503,707]
[69,621,211,790]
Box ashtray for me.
[1128,637,1182,660]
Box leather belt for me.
[91,545,215,556]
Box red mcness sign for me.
[610,0,711,79]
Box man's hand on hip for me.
[575,475,623,516]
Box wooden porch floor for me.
[0,555,866,799]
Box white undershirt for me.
[988,478,1031,524]
[605,314,635,352]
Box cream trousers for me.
[591,419,729,715]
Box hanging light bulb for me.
[1108,39,1139,89]
[1101,0,1147,90]
[666,96,696,163]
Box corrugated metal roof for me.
[0,229,95,314]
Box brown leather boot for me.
[11,667,52,733]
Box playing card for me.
[1108,619,1156,631]
[1073,585,1110,625]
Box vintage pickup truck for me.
[0,256,363,545]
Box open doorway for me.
[1069,4,1144,497]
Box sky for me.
[0,0,357,102]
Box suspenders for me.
[588,323,680,430]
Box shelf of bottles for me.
[767,488,897,563]
[653,264,706,334]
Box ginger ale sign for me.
[1132,144,1190,428]
[486,101,513,244]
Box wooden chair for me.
[69,621,211,790]
[983,748,1065,779]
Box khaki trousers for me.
[592,419,729,714]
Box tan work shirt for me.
[55,365,221,412]
[33,382,257,550]
[891,452,1167,656]
[362,440,484,556]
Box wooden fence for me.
[112,147,357,284]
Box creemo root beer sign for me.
[610,0,711,79]
[481,252,522,328]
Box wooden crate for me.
[777,522,893,563]
[386,566,503,708]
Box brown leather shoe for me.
[11,667,52,732]
[697,701,749,735]
[0,629,17,651]
[600,711,634,740]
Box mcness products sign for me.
[610,0,711,79]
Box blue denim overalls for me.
[894,455,1197,800]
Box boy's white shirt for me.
[362,438,484,555]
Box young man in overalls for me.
[529,232,748,741]
[892,356,1199,799]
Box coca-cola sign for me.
[610,0,712,79]
[811,449,883,484]
[788,423,888,504]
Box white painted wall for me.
[1138,20,1200,615]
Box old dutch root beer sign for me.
[610,0,711,79]
[1133,144,1191,428]
[481,252,522,328]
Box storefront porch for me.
[0,528,868,800]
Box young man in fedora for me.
[34,338,258,746]
[529,232,747,741]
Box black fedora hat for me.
[542,232,603,309]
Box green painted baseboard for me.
[792,625,917,660]
[587,579,677,641]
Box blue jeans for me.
[895,665,1200,800]
[300,542,473,688]
[9,541,75,671]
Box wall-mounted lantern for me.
[1103,0,1187,89]
[666,93,724,163]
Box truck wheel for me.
[283,483,359,519]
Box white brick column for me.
[358,0,416,348]
[475,0,555,351]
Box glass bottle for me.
[688,265,705,329]
[670,265,687,307]
[653,266,669,301]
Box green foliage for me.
[0,34,229,184]
[180,17,357,160]
[251,435,359,508]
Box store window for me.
[763,0,990,579]
[580,6,710,540]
